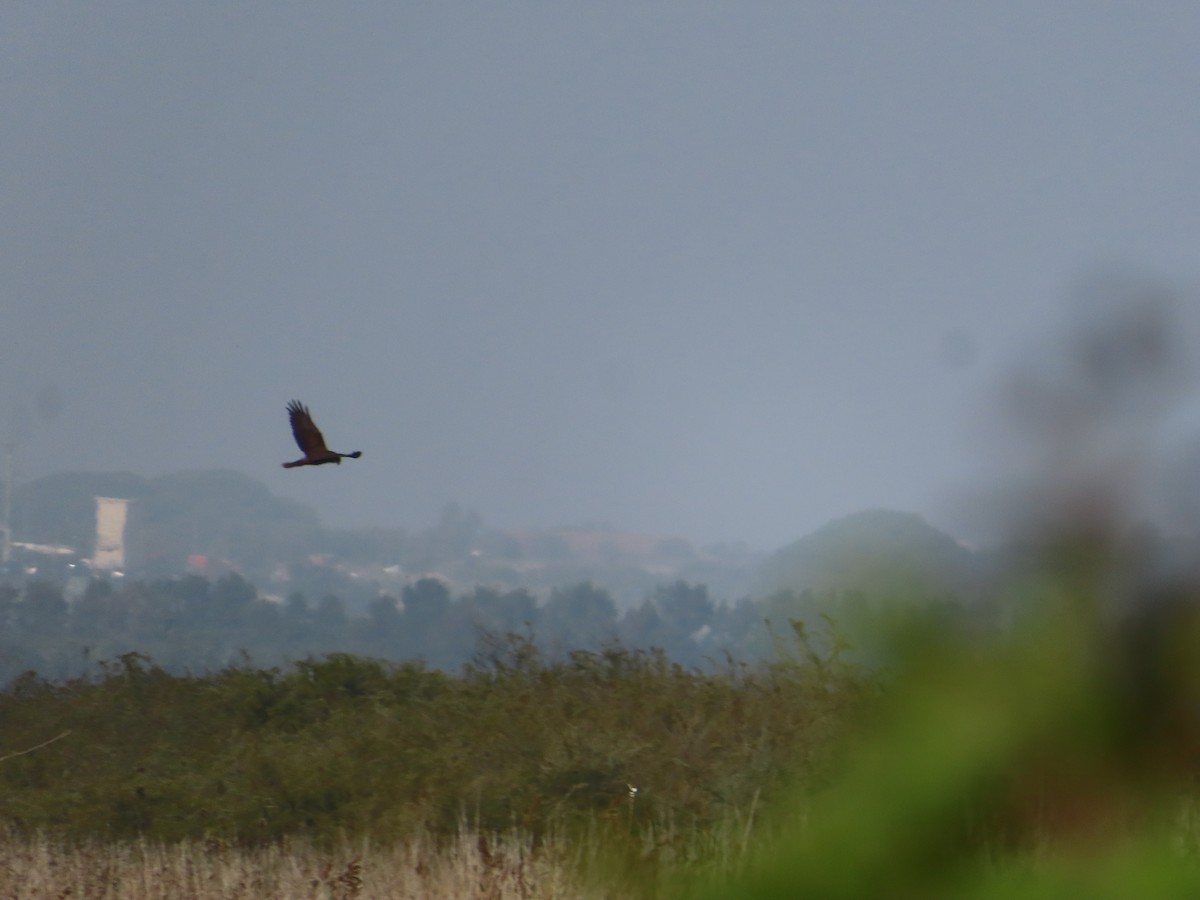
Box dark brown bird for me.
[282,400,362,468]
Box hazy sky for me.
[5,3,1200,549]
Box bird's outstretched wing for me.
[287,401,329,456]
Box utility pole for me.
[0,441,13,564]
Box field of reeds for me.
[0,629,862,843]
[0,627,866,898]
[0,830,584,899]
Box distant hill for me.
[137,470,323,573]
[754,509,977,603]
[13,469,323,574]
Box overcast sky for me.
[5,3,1200,549]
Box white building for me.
[92,496,130,570]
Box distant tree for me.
[461,586,537,637]
[17,580,68,633]
[312,594,348,642]
[368,593,402,631]
[708,595,763,659]
[240,596,284,657]
[357,593,403,657]
[653,581,714,637]
[646,581,715,667]
[0,584,19,630]
[271,561,358,611]
[281,591,312,642]
[160,574,211,627]
[541,581,618,654]
[618,598,671,651]
[211,573,257,622]
[70,578,120,637]
[402,578,450,631]
[393,577,454,664]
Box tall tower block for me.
[92,497,130,570]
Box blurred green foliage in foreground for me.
[680,530,1200,899]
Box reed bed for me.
[0,830,585,900]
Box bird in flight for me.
[282,400,363,468]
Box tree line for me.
[0,572,794,684]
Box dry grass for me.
[0,830,590,900]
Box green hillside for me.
[755,508,977,605]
